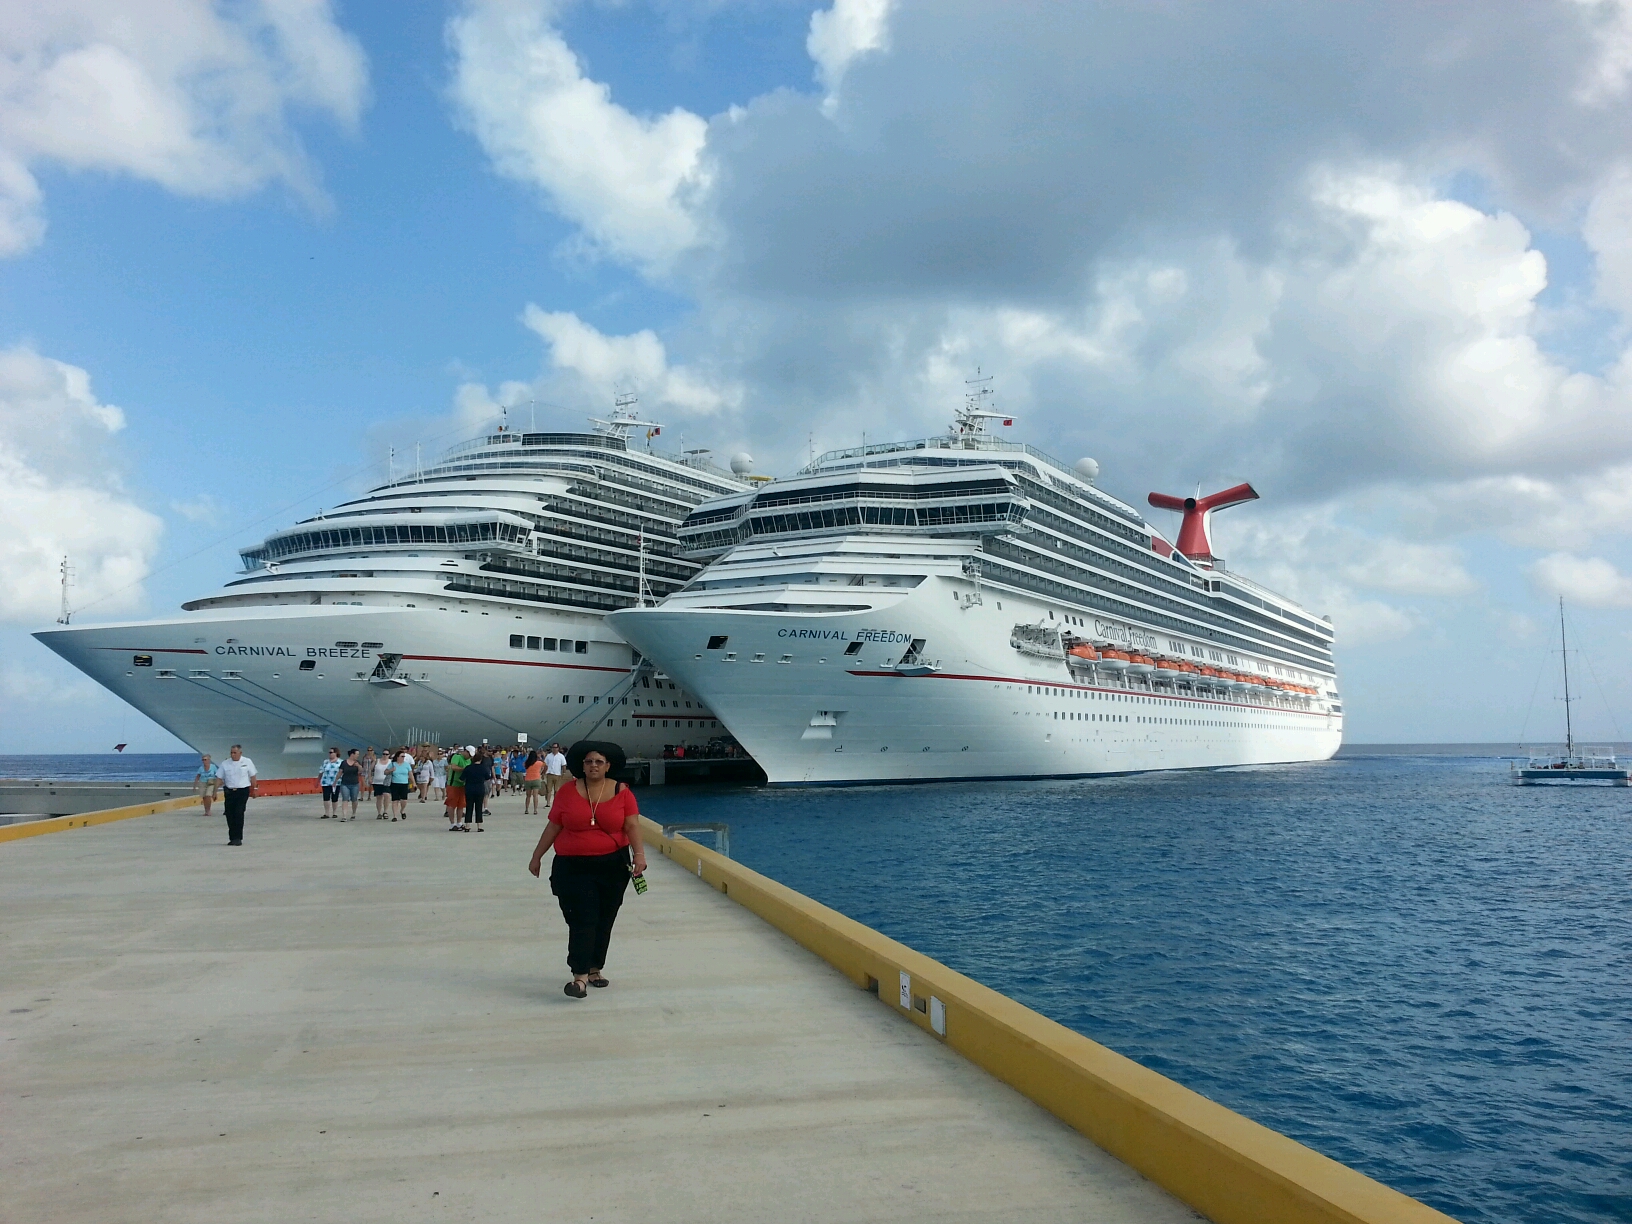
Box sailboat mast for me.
[1559,596,1574,757]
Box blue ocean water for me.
[645,753,1632,1224]
[0,753,199,782]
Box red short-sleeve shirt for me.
[547,782,639,857]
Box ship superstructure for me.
[36,407,749,776]
[608,381,1343,784]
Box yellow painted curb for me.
[0,796,203,844]
[643,817,1459,1224]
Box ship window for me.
[559,640,573,652]
[578,695,585,703]
[563,695,570,703]
[527,636,541,650]
[335,641,358,648]
[539,638,556,650]
[362,641,384,649]
[299,660,316,671]
[133,654,153,667]
[844,641,863,656]
[510,635,524,649]
[707,635,729,650]
[575,641,588,654]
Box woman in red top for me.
[528,740,648,998]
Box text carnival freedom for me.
[776,628,912,644]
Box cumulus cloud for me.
[1529,552,1632,607]
[0,0,369,255]
[450,0,1632,648]
[0,346,163,622]
[808,0,893,107]
[448,0,709,270]
[522,306,741,414]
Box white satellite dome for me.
[729,452,755,475]
[1073,457,1100,483]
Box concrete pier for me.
[0,780,198,817]
[2,792,1196,1224]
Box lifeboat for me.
[1153,656,1182,678]
[1125,652,1156,675]
[1097,647,1131,671]
[1067,643,1100,661]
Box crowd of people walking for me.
[301,742,570,830]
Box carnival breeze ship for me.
[609,383,1343,785]
[36,407,749,777]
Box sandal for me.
[563,980,588,999]
[587,974,609,988]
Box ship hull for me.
[609,579,1342,786]
[35,606,725,778]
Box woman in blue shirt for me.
[389,748,414,822]
[319,749,343,819]
[194,754,221,819]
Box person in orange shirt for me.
[522,749,544,815]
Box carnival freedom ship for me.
[608,379,1344,785]
[36,405,750,777]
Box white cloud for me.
[169,494,222,524]
[448,0,709,271]
[0,346,163,622]
[0,0,368,255]
[1528,552,1632,607]
[808,0,893,107]
[522,305,740,414]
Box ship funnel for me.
[1147,483,1258,565]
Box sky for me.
[2,0,1630,752]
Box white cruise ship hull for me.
[609,580,1342,786]
[37,605,725,778]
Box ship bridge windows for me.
[245,517,530,566]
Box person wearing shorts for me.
[431,749,447,802]
[194,754,221,818]
[389,748,413,821]
[319,748,343,818]
[415,753,433,802]
[372,753,391,818]
[445,746,470,830]
[338,749,361,818]
[522,750,544,815]
[360,748,376,802]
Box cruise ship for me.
[36,407,749,777]
[608,382,1343,785]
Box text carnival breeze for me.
[215,645,373,658]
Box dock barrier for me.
[644,818,1457,1224]
[0,796,202,844]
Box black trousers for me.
[550,849,630,974]
[223,787,250,843]
[465,787,485,824]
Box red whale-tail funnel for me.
[1147,483,1259,565]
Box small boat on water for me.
[1513,598,1630,787]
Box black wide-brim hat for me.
[566,739,626,778]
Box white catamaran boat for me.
[1513,599,1629,786]
[608,378,1344,785]
[36,404,750,776]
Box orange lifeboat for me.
[1126,653,1156,675]
[1068,643,1100,661]
[1098,648,1131,671]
